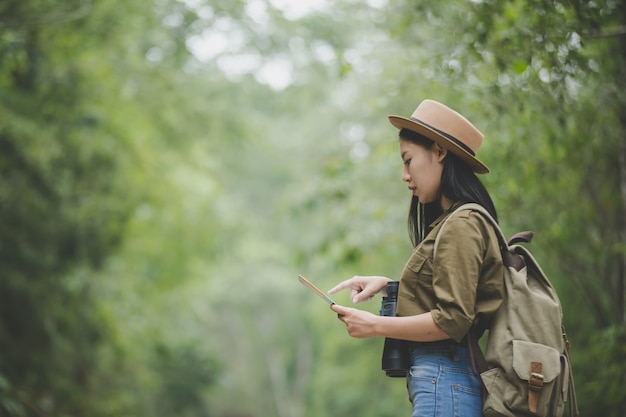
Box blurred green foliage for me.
[0,0,624,416]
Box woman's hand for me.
[328,275,392,304]
[330,304,380,338]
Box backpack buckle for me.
[528,362,544,414]
[529,372,544,391]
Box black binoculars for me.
[380,281,411,378]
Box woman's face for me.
[399,139,446,205]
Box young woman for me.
[329,99,505,417]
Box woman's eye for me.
[404,159,411,166]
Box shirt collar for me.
[429,201,463,229]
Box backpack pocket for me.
[481,340,567,417]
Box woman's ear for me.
[433,143,448,162]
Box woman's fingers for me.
[330,303,349,320]
[328,279,353,295]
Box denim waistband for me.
[408,344,472,363]
[406,336,467,349]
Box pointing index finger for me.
[328,279,353,295]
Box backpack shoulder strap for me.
[434,203,507,256]
[435,203,534,272]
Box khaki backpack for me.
[435,203,580,417]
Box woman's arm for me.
[330,304,449,342]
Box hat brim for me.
[388,115,490,174]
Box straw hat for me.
[388,99,489,174]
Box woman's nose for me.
[402,168,410,182]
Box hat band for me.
[410,117,476,157]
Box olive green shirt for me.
[396,206,505,342]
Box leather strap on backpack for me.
[467,325,488,375]
[528,362,544,413]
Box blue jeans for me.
[406,345,482,417]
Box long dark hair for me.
[399,128,498,247]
